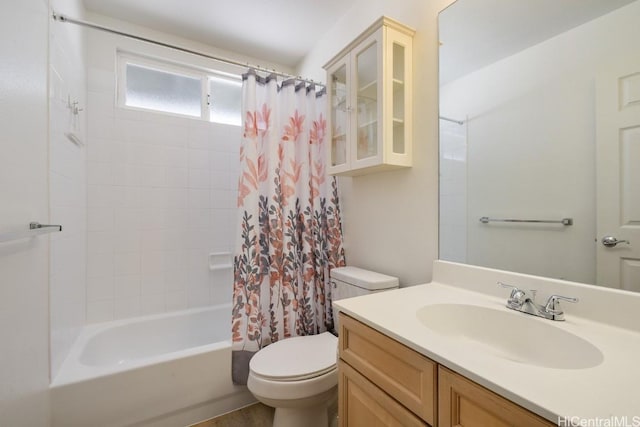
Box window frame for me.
[116,51,241,124]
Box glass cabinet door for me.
[355,41,378,161]
[392,42,406,155]
[330,63,348,168]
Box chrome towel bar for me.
[479,217,573,226]
[0,222,63,243]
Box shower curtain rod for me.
[52,12,324,86]
[439,116,464,125]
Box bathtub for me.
[51,304,255,427]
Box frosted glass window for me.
[209,76,242,126]
[125,64,201,117]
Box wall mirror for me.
[438,0,640,291]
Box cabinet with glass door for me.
[325,17,414,176]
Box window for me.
[209,76,242,126]
[118,53,242,125]
[126,63,202,117]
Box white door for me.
[596,62,640,291]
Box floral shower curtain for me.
[231,70,346,385]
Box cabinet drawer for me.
[339,360,427,427]
[338,313,437,425]
[438,366,555,427]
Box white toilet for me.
[247,266,399,427]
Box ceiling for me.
[82,0,357,68]
[439,0,637,84]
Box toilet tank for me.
[330,266,399,329]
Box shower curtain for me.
[231,70,346,384]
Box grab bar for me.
[0,222,63,243]
[479,217,573,226]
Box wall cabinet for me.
[338,313,555,427]
[324,17,414,176]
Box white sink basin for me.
[416,304,603,369]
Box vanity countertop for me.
[334,275,640,423]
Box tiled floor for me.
[192,403,274,427]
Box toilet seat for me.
[249,332,338,382]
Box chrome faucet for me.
[498,282,578,321]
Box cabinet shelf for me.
[359,120,378,128]
[358,80,377,92]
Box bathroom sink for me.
[416,304,603,369]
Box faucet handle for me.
[498,281,520,299]
[498,281,536,298]
[498,282,537,307]
[498,281,517,290]
[543,295,579,318]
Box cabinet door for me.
[339,360,427,427]
[438,367,555,427]
[339,313,437,425]
[383,27,412,167]
[327,56,351,175]
[351,30,383,171]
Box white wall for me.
[49,0,88,382]
[83,15,269,322]
[298,0,454,286]
[0,0,51,425]
[439,1,640,284]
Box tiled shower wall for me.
[49,0,88,379]
[439,120,467,263]
[85,31,240,322]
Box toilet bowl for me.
[246,267,399,427]
[247,332,338,427]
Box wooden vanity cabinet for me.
[338,313,555,427]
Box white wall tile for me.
[189,168,210,189]
[166,167,188,188]
[141,251,165,274]
[165,291,188,311]
[140,293,165,315]
[210,152,230,172]
[88,185,115,207]
[113,275,141,298]
[114,296,141,318]
[87,276,114,302]
[88,207,114,231]
[141,272,165,296]
[88,231,114,254]
[188,127,210,150]
[113,186,142,208]
[166,148,188,168]
[87,253,114,278]
[114,207,142,230]
[87,300,114,323]
[165,269,187,292]
[114,252,140,276]
[189,209,211,229]
[188,149,210,169]
[188,189,211,210]
[113,230,141,253]
[187,284,210,307]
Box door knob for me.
[602,236,630,248]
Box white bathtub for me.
[51,304,255,427]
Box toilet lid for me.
[249,332,338,381]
